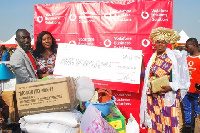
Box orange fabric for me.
[187,56,200,94]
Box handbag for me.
[151,75,170,93]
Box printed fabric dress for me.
[36,52,57,75]
[147,52,182,133]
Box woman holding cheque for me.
[140,27,190,133]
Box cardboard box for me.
[104,104,126,133]
[15,77,77,117]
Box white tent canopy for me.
[177,30,189,44]
[0,40,4,43]
[2,35,34,46]
[2,35,16,44]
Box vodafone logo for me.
[188,61,196,72]
[188,61,194,67]
[142,39,150,47]
[104,39,112,47]
[69,14,77,21]
[141,11,149,19]
[37,16,43,23]
[69,40,76,45]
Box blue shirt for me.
[1,51,10,61]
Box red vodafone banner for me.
[34,0,173,93]
[34,1,173,132]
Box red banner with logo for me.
[34,0,173,92]
[34,0,173,132]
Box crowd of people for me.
[0,27,200,133]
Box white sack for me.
[21,122,79,133]
[19,110,82,128]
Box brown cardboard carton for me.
[15,77,77,117]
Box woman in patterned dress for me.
[140,27,190,133]
[33,31,57,79]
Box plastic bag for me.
[76,76,95,101]
[126,113,140,133]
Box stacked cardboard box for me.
[15,77,77,117]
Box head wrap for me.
[149,27,180,44]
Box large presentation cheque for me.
[54,44,142,85]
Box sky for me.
[0,0,200,42]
